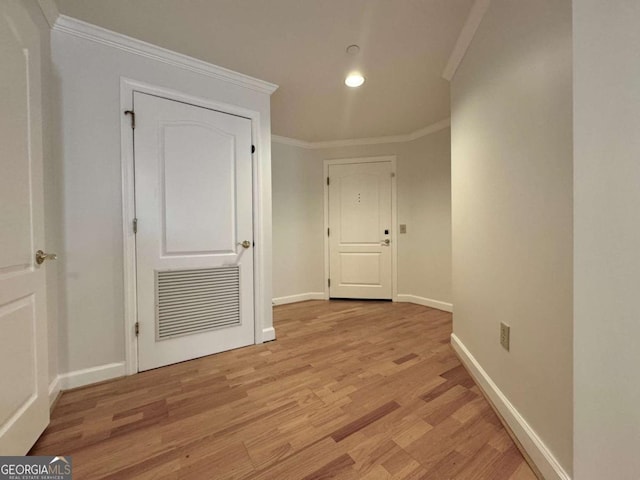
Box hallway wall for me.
[450,0,572,477]
[51,24,274,384]
[271,144,324,301]
[272,126,452,308]
[573,1,640,478]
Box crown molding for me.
[403,118,452,142]
[271,135,314,149]
[37,0,60,28]
[442,0,491,81]
[51,14,278,95]
[272,118,450,150]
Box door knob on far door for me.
[381,239,390,246]
[35,250,57,265]
[238,240,251,249]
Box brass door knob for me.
[35,250,57,265]
[381,239,390,246]
[239,240,251,249]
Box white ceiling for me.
[55,0,473,142]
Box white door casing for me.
[0,0,50,454]
[326,159,396,300]
[134,92,255,371]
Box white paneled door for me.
[328,161,393,299]
[0,1,50,454]
[134,93,254,371]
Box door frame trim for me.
[120,77,269,375]
[323,156,398,301]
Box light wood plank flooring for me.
[31,300,536,479]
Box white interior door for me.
[0,0,50,454]
[328,161,393,299]
[134,92,254,372]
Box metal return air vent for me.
[156,266,240,340]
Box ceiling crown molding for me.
[270,136,314,149]
[272,118,450,150]
[442,0,491,81]
[37,0,60,28]
[51,14,279,95]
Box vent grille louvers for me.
[156,266,240,340]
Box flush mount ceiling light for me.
[345,72,365,88]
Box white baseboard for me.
[58,362,126,390]
[272,292,326,306]
[396,294,453,312]
[261,327,276,342]
[451,334,571,480]
[48,376,61,408]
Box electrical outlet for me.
[400,224,407,234]
[500,322,510,351]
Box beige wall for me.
[272,127,452,305]
[451,0,572,475]
[573,1,640,478]
[395,132,452,302]
[271,144,324,299]
[52,29,273,378]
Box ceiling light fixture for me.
[345,72,365,88]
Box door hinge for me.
[327,227,330,237]
[124,110,135,129]
[135,322,139,336]
[251,145,256,154]
[328,278,331,287]
[327,177,330,186]
[133,218,138,234]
